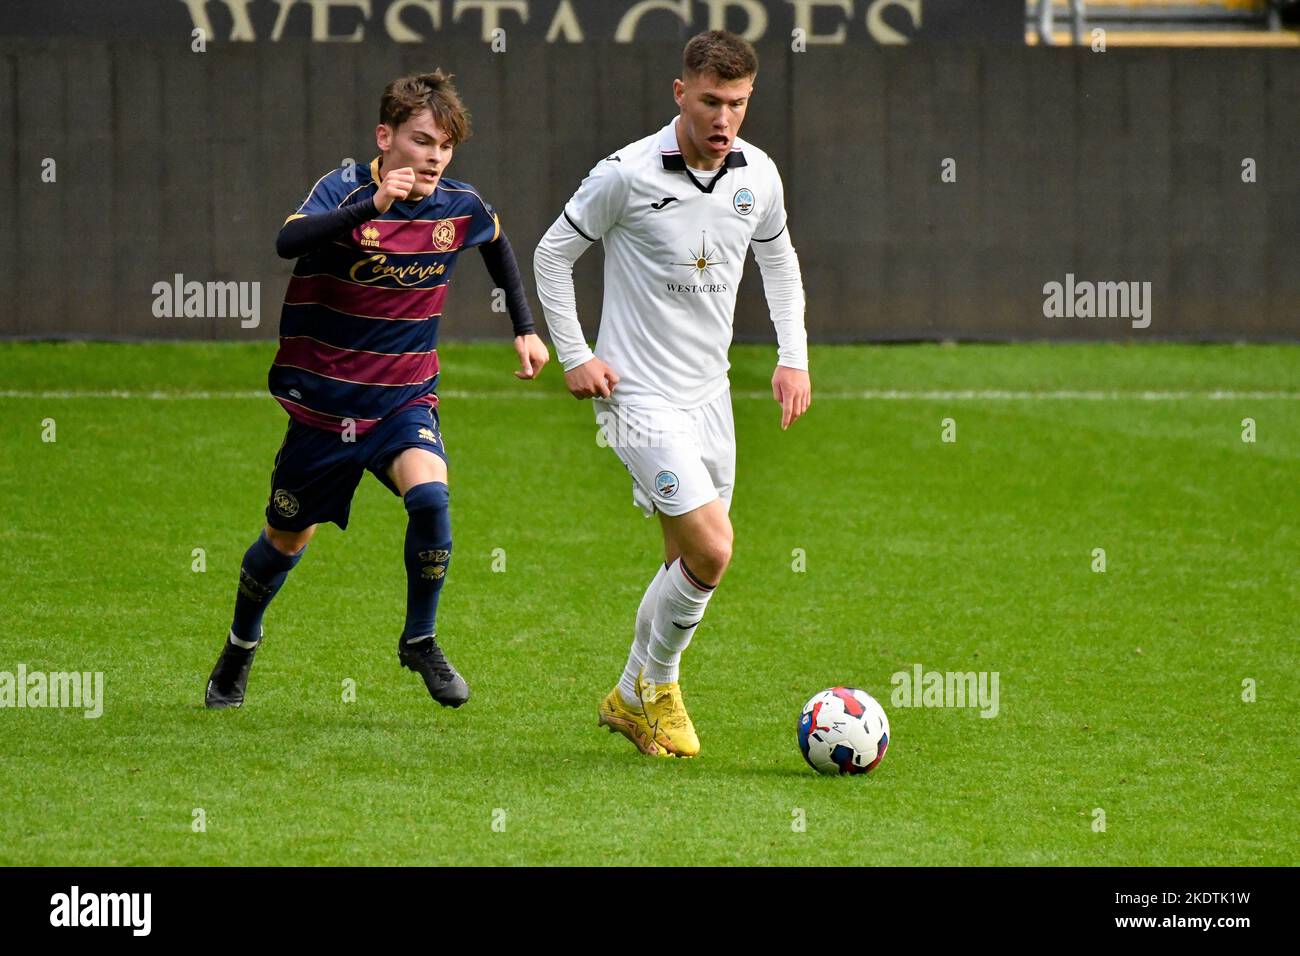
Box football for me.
[798,687,890,776]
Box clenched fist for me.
[374,166,417,213]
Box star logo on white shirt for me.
[672,231,728,278]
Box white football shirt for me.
[549,115,799,408]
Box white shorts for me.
[593,391,736,518]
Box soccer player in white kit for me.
[533,31,810,757]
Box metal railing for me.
[1036,0,1087,44]
[1030,1,1284,44]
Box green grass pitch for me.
[1,340,1296,866]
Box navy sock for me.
[230,531,304,646]
[402,481,451,641]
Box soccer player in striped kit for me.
[205,71,548,709]
[534,32,811,757]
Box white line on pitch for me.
[795,389,1300,401]
[0,389,1297,401]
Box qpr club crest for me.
[271,488,300,518]
[732,187,754,216]
[431,219,457,252]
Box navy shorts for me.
[265,402,448,532]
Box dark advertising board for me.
[6,0,1024,45]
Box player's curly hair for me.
[380,70,472,145]
[682,30,758,82]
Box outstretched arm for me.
[752,226,811,429]
[479,232,535,336]
[478,232,549,379]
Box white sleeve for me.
[750,225,808,371]
[562,156,629,242]
[533,158,629,371]
[752,160,788,243]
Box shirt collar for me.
[658,116,747,172]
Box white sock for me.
[618,563,668,706]
[644,559,716,686]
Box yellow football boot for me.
[636,674,700,758]
[598,686,670,757]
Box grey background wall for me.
[0,39,1295,342]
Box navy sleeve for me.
[276,198,379,260]
[478,232,535,336]
[463,193,500,249]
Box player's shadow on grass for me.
[547,749,813,778]
[181,701,447,733]
[713,764,812,779]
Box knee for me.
[711,531,734,574]
[686,528,733,582]
[404,480,449,516]
[403,482,451,541]
[265,524,314,556]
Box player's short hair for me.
[380,70,472,145]
[682,30,758,82]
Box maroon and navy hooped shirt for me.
[270,157,500,435]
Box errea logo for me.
[50,886,151,936]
